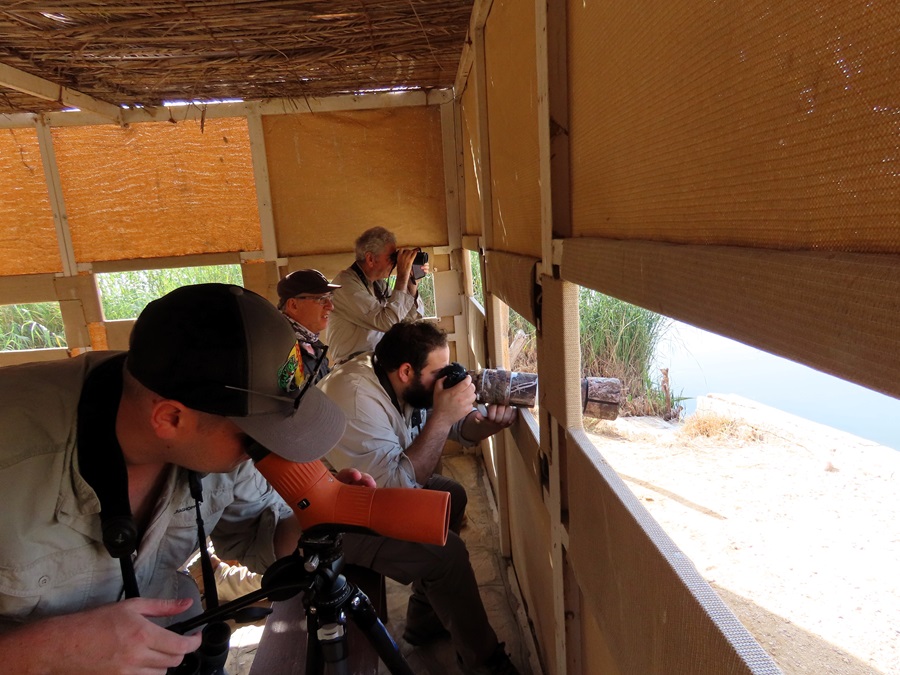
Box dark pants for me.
[342,475,497,668]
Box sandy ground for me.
[586,394,900,675]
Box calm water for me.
[657,321,900,451]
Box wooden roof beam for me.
[0,63,124,125]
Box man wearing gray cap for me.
[0,283,369,674]
[277,269,341,385]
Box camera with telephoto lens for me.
[438,362,538,408]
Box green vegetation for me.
[0,302,67,350]
[471,255,680,419]
[469,250,484,306]
[1,264,242,352]
[577,288,678,418]
[98,265,243,320]
[386,273,436,317]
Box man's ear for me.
[149,399,191,440]
[396,363,416,384]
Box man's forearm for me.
[460,409,507,443]
[404,415,455,485]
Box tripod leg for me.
[346,587,415,675]
[307,606,352,675]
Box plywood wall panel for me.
[567,0,900,253]
[460,82,482,237]
[567,430,778,674]
[484,250,537,325]
[263,107,447,256]
[507,431,556,673]
[484,0,542,257]
[53,119,261,263]
[560,237,900,401]
[0,128,61,276]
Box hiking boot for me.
[459,642,521,675]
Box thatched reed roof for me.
[0,1,473,116]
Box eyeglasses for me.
[293,293,334,305]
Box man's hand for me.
[461,404,518,443]
[393,248,417,291]
[0,597,202,674]
[335,467,377,488]
[473,404,518,428]
[431,374,477,425]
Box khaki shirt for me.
[0,353,293,630]
[319,353,473,488]
[324,265,424,364]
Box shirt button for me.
[38,575,50,587]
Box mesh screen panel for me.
[263,107,447,257]
[485,0,542,256]
[0,128,61,275]
[568,0,900,253]
[53,118,261,263]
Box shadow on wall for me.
[712,585,885,675]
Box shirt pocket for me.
[0,542,120,623]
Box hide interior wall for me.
[563,0,900,400]
[567,0,900,253]
[52,118,261,262]
[263,107,448,256]
[0,128,60,276]
[484,0,541,257]
[460,80,482,237]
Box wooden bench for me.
[248,565,388,675]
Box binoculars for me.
[390,248,429,280]
[389,247,428,266]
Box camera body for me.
[439,362,469,388]
[438,362,538,408]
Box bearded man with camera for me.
[325,226,428,365]
[319,320,519,675]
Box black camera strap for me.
[351,261,390,302]
[77,355,216,608]
[76,353,140,599]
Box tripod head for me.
[170,528,415,675]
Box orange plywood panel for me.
[264,107,447,257]
[484,0,542,257]
[461,80,482,237]
[0,128,61,276]
[53,118,261,263]
[568,0,900,254]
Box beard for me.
[403,372,434,410]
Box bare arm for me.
[0,598,202,675]
[393,248,416,294]
[404,376,476,485]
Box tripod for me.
[169,529,415,675]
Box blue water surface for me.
[657,322,900,452]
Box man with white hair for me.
[325,226,426,365]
